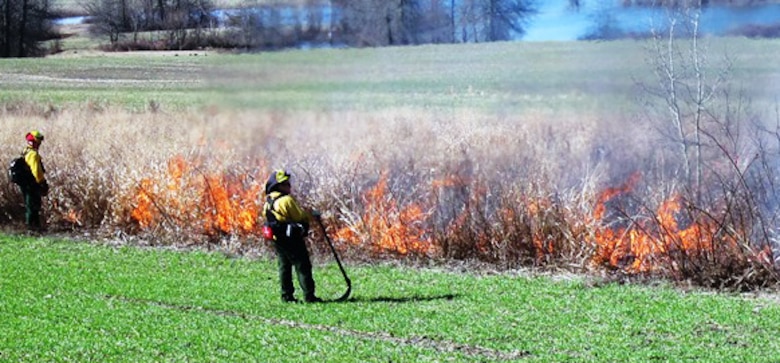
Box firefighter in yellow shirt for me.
[21,130,48,231]
[263,169,322,303]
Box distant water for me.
[524,0,780,41]
[55,16,85,25]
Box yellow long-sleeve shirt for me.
[264,191,311,224]
[23,147,45,184]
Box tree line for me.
[2,0,773,56]
[0,0,541,55]
[87,0,540,50]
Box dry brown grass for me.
[1,104,777,289]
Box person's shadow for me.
[327,293,458,303]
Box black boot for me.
[282,294,299,303]
[304,295,323,303]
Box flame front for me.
[590,175,737,272]
[335,174,432,255]
[127,158,767,272]
[131,178,156,229]
[130,156,262,237]
[202,174,262,235]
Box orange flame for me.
[131,178,156,229]
[64,209,83,226]
[335,173,432,255]
[590,174,739,272]
[130,155,263,237]
[201,173,262,235]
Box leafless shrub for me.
[624,4,780,289]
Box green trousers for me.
[20,185,42,230]
[272,237,316,301]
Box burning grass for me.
[1,105,778,290]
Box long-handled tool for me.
[315,216,351,302]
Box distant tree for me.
[456,0,536,42]
[579,0,626,40]
[393,0,419,45]
[85,0,214,49]
[84,0,131,44]
[331,0,451,47]
[329,0,368,46]
[225,0,307,50]
[457,0,482,42]
[0,0,58,57]
[485,0,536,41]
[415,0,452,43]
[331,0,388,46]
[297,0,327,42]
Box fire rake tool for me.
[315,216,351,302]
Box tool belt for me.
[263,221,307,240]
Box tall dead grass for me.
[0,105,777,289]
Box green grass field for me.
[0,53,210,111]
[6,37,780,114]
[2,235,779,362]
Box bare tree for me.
[486,0,536,41]
[580,0,626,40]
[330,0,461,47]
[637,1,780,278]
[298,0,327,43]
[0,0,57,57]
[413,0,452,44]
[85,0,214,49]
[641,5,732,197]
[457,0,483,42]
[455,0,536,42]
[226,0,324,50]
[85,0,129,45]
[332,0,389,46]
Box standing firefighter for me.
[20,131,48,231]
[262,169,322,303]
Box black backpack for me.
[8,156,33,186]
[263,194,308,240]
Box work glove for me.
[40,181,49,196]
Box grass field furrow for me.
[96,293,528,361]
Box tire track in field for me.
[100,294,530,361]
[0,73,201,85]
